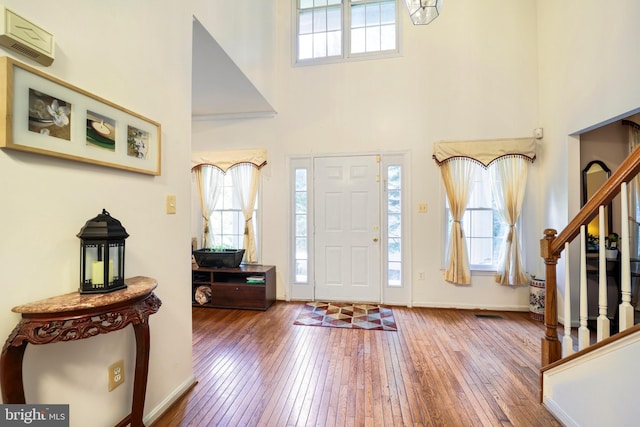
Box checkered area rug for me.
[293,302,397,331]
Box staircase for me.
[540,137,640,425]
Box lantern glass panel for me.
[83,243,106,289]
[109,243,124,283]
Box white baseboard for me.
[411,302,529,312]
[543,397,579,427]
[143,374,198,426]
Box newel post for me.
[540,229,562,366]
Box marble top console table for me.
[0,276,161,427]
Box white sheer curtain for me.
[441,158,476,285]
[193,165,225,248]
[489,156,530,285]
[229,163,261,263]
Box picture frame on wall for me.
[0,56,161,176]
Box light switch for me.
[166,195,176,214]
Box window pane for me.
[327,30,342,56]
[222,234,241,249]
[295,169,307,191]
[468,237,493,266]
[295,260,308,282]
[299,34,313,60]
[366,3,380,25]
[314,0,327,7]
[366,26,381,52]
[299,10,313,34]
[388,213,401,237]
[380,1,395,24]
[296,214,307,236]
[469,170,492,208]
[380,24,396,50]
[222,211,234,233]
[351,28,365,53]
[352,4,366,28]
[387,165,401,189]
[313,32,327,57]
[295,192,307,213]
[296,237,308,258]
[328,0,341,4]
[300,0,314,9]
[388,189,401,213]
[470,210,493,238]
[388,262,401,287]
[327,6,341,31]
[314,9,327,32]
[388,237,401,260]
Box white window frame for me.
[381,153,411,305]
[293,0,402,66]
[291,160,313,285]
[289,157,315,301]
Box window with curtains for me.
[295,0,399,64]
[443,167,510,271]
[210,171,259,251]
[434,138,534,286]
[199,164,260,260]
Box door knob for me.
[373,237,379,242]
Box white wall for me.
[542,332,640,426]
[192,0,277,108]
[0,1,194,426]
[537,0,640,325]
[192,0,541,310]
[538,0,640,242]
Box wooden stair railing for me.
[540,141,640,367]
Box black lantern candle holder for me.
[77,209,129,294]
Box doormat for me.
[293,302,397,331]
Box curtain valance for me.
[191,148,267,172]
[433,138,536,168]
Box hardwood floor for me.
[151,302,560,427]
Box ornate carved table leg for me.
[130,321,150,427]
[0,340,28,403]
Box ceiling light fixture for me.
[404,0,442,25]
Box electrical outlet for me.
[108,360,125,392]
[418,203,428,213]
[418,271,425,280]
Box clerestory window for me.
[295,0,399,64]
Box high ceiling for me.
[191,19,275,120]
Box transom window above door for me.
[295,0,400,65]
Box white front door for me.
[314,155,381,302]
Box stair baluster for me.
[619,182,634,330]
[562,241,574,357]
[597,205,610,342]
[578,225,590,350]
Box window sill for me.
[470,269,497,276]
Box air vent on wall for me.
[0,5,54,66]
